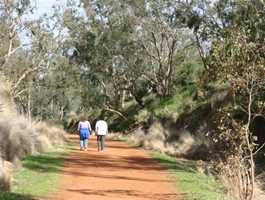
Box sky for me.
[21,0,75,45]
[29,0,67,19]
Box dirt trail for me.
[46,135,182,200]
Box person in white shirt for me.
[77,116,92,151]
[95,119,108,151]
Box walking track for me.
[45,135,182,200]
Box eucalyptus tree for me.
[63,0,149,111]
[0,0,75,121]
[182,1,265,199]
[66,0,199,116]
[0,0,34,117]
[135,0,196,97]
[0,0,31,65]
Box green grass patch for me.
[109,90,200,131]
[11,145,69,198]
[151,152,225,200]
[148,96,184,119]
[0,192,35,200]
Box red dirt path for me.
[46,135,182,200]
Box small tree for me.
[208,1,265,199]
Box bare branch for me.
[103,105,127,120]
[11,59,45,94]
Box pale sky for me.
[21,0,76,45]
[29,0,68,19]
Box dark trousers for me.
[97,135,105,151]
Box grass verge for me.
[151,151,225,200]
[0,192,35,200]
[9,144,70,199]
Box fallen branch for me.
[103,106,127,120]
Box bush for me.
[0,79,66,191]
[125,120,209,158]
[0,159,13,192]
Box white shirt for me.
[77,121,91,131]
[95,120,108,135]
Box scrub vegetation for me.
[1,1,265,200]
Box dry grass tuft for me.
[253,182,265,200]
[0,159,13,191]
[125,121,208,158]
[216,160,265,200]
[0,117,66,164]
[0,78,66,191]
[34,122,66,144]
[0,78,15,114]
[219,173,265,200]
[254,173,265,200]
[34,135,52,153]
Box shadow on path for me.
[49,135,182,200]
[67,189,183,200]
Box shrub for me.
[0,78,66,191]
[0,159,13,191]
[126,120,209,158]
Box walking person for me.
[95,119,108,151]
[77,116,92,151]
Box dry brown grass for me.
[254,173,265,200]
[253,182,265,200]
[217,160,265,200]
[0,116,67,191]
[0,78,66,191]
[123,121,208,157]
[0,77,15,114]
[0,117,66,161]
[34,121,66,147]
[0,159,13,191]
[219,174,265,200]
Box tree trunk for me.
[121,90,126,109]
[27,86,31,123]
[60,106,64,120]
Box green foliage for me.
[151,152,225,200]
[109,100,143,132]
[207,0,265,158]
[148,87,199,119]
[0,0,206,126]
[109,86,201,131]
[195,1,265,199]
[177,62,204,86]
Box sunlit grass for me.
[11,144,70,197]
[151,152,226,200]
